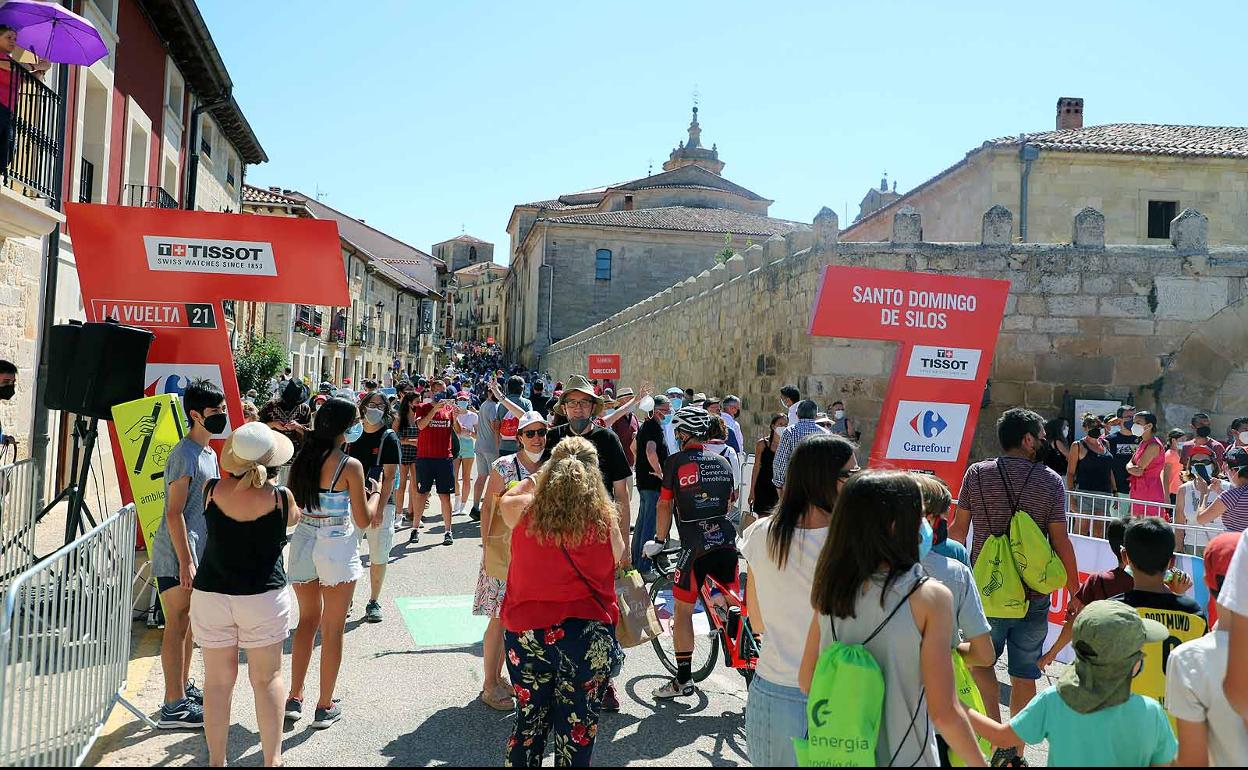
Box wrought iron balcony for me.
[4,63,60,207]
[78,158,94,203]
[124,183,178,209]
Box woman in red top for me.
[498,436,624,767]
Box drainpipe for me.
[1018,138,1040,243]
[185,96,229,210]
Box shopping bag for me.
[614,568,661,647]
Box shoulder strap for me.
[329,451,351,487]
[205,477,220,504]
[830,575,927,644]
[374,429,397,469]
[273,485,290,518]
[996,459,1037,515]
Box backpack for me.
[794,578,927,767]
[499,401,520,442]
[948,652,991,766]
[970,463,1029,619]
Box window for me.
[200,120,213,158]
[595,249,612,281]
[165,66,185,123]
[226,156,237,188]
[469,246,477,262]
[1147,200,1178,239]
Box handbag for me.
[560,545,626,678]
[614,567,662,648]
[483,456,525,580]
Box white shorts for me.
[190,587,290,649]
[288,518,363,587]
[358,506,396,566]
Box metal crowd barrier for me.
[0,504,156,767]
[1066,489,1228,555]
[0,459,39,587]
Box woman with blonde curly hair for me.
[497,436,625,767]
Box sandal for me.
[480,687,515,712]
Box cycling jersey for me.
[660,445,736,557]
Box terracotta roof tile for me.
[241,184,304,206]
[990,123,1248,158]
[544,207,807,237]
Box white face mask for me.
[774,426,785,438]
[1062,426,1070,439]
[522,449,544,463]
[1239,431,1248,444]
[833,410,845,420]
[1131,423,1146,437]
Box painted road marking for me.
[396,594,489,648]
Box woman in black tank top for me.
[189,423,298,768]
[749,413,787,518]
[1068,415,1116,495]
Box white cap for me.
[517,410,550,431]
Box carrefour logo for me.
[885,401,969,462]
[906,345,981,381]
[909,409,950,438]
[144,235,277,276]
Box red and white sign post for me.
[588,354,621,380]
[809,266,1010,495]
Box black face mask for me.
[932,517,949,546]
[0,384,13,400]
[202,413,228,435]
[1196,426,1212,438]
[1087,427,1102,439]
[1032,438,1051,465]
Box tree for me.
[233,335,287,400]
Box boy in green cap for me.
[963,600,1178,767]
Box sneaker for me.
[310,699,342,729]
[184,679,203,705]
[651,678,695,701]
[469,505,481,522]
[284,697,303,721]
[158,698,205,729]
[443,532,454,546]
[364,599,383,623]
[600,681,621,712]
[409,527,420,544]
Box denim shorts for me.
[746,674,807,767]
[288,517,363,587]
[989,596,1050,680]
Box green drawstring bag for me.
[948,652,992,766]
[795,579,926,767]
[971,465,1027,619]
[1010,510,1067,594]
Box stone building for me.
[855,174,902,222]
[502,107,807,368]
[452,262,507,344]
[544,204,1248,462]
[433,234,494,272]
[842,97,1248,246]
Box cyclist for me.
[643,405,738,700]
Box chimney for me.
[1056,97,1084,130]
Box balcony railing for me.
[4,63,61,207]
[78,157,93,203]
[124,183,178,209]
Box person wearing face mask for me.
[347,393,401,623]
[1197,446,1248,533]
[1042,416,1070,481]
[473,410,550,711]
[1175,461,1224,553]
[1180,411,1226,474]
[452,391,478,515]
[149,378,227,729]
[779,385,800,428]
[1067,414,1117,534]
[1164,428,1186,507]
[259,378,312,485]
[1106,405,1141,515]
[0,359,16,453]
[748,413,787,522]
[1126,411,1169,518]
[662,386,685,454]
[950,408,1080,762]
[633,395,671,574]
[827,400,859,442]
[410,387,459,546]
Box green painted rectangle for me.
[395,594,490,648]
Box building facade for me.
[0,0,263,513]
[451,262,507,343]
[503,107,807,368]
[433,234,494,273]
[842,97,1248,245]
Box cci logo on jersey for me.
[677,462,700,488]
[885,401,969,462]
[144,235,278,277]
[905,345,981,381]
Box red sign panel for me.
[486,336,495,345]
[588,354,621,379]
[66,203,348,505]
[809,266,1010,495]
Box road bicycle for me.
[649,545,760,684]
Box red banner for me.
[809,266,1009,495]
[588,354,621,379]
[66,203,348,505]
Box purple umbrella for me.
[0,1,106,66]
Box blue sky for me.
[202,1,1248,264]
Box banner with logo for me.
[588,354,621,380]
[809,266,1010,494]
[109,394,184,558]
[66,204,348,507]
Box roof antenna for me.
[314,184,327,201]
[647,158,653,176]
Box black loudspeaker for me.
[45,320,154,420]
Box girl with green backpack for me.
[797,471,986,767]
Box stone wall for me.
[544,204,1248,460]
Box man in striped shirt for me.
[771,399,828,493]
[950,407,1081,755]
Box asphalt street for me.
[85,459,1050,767]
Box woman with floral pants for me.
[497,436,625,768]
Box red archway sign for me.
[66,203,349,505]
[809,266,1009,495]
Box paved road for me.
[85,460,1050,767]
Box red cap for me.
[1204,532,1241,591]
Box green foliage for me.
[232,335,287,399]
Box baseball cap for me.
[1204,531,1240,592]
[220,422,294,477]
[1226,446,1248,469]
[1056,600,1168,714]
[665,386,684,396]
[517,410,550,432]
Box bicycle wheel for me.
[649,574,719,682]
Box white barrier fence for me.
[0,459,40,587]
[0,504,155,767]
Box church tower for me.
[662,106,725,175]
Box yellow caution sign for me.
[110,394,185,560]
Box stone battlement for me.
[544,205,1248,458]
